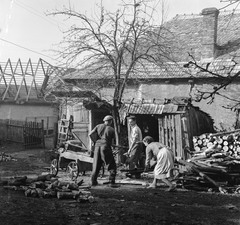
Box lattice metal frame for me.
[0,58,62,102]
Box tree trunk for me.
[112,103,122,164]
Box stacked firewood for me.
[193,130,240,158]
[175,130,240,193]
[0,174,95,202]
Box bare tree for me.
[50,0,172,146]
[219,0,240,10]
[184,54,240,109]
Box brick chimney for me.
[200,7,219,59]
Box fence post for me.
[41,120,45,149]
[53,122,58,148]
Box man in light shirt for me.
[126,116,143,170]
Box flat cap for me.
[103,115,113,121]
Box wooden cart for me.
[50,140,93,180]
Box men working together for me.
[89,115,175,190]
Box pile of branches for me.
[0,174,95,202]
[175,130,240,194]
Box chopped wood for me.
[177,159,228,194]
[2,174,92,201]
[3,185,19,191]
[178,130,240,193]
[116,179,147,186]
[57,191,79,200]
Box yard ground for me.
[0,143,240,225]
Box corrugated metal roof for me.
[120,103,179,115]
[119,102,180,122]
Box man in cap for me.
[89,115,116,186]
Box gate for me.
[5,119,45,148]
[23,121,45,148]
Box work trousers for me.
[91,143,116,184]
[126,142,143,170]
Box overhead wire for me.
[0,37,63,64]
[0,1,68,65]
[14,0,67,28]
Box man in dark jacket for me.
[89,115,116,186]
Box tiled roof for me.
[63,58,240,80]
[163,10,240,61]
[63,9,240,81]
[217,10,240,46]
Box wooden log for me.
[36,188,44,198]
[20,186,29,191]
[77,179,84,186]
[199,134,207,139]
[116,179,147,186]
[207,142,214,148]
[36,174,55,182]
[50,180,59,188]
[222,136,228,140]
[193,137,198,143]
[30,181,46,189]
[79,190,91,196]
[8,176,28,186]
[31,189,38,198]
[67,183,79,190]
[191,161,227,172]
[57,191,79,200]
[194,146,201,152]
[76,195,94,203]
[57,181,70,188]
[3,185,19,191]
[177,159,228,194]
[77,185,91,189]
[25,189,32,197]
[223,146,229,152]
[43,190,57,198]
[210,129,240,137]
[223,141,228,146]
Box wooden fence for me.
[0,119,45,148]
[158,114,190,161]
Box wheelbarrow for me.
[50,140,93,180]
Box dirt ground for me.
[1,143,240,225]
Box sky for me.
[0,0,238,66]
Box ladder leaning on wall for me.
[57,115,74,147]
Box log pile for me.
[176,130,240,194]
[0,174,95,202]
[193,129,240,158]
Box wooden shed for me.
[119,97,215,160]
